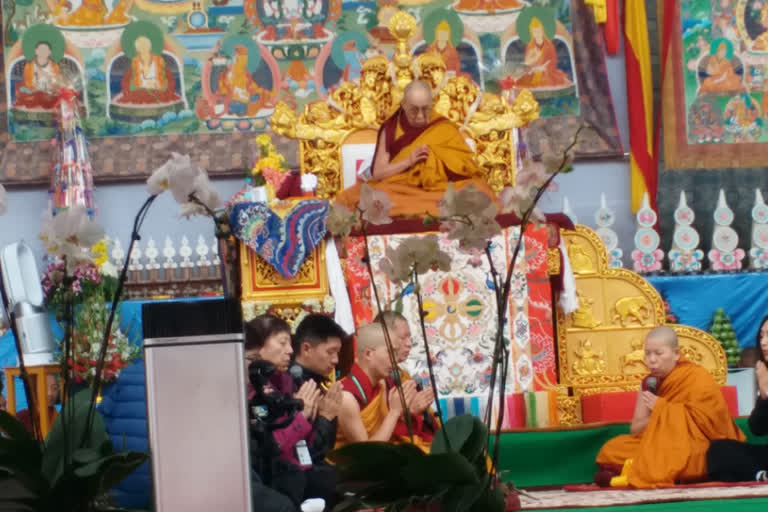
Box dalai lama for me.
[337,79,496,217]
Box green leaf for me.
[401,452,479,493]
[431,414,487,465]
[85,451,148,493]
[0,410,34,442]
[41,389,110,486]
[72,448,101,465]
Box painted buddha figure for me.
[515,17,571,89]
[218,45,268,116]
[426,21,460,75]
[119,35,180,104]
[14,42,62,110]
[700,41,744,94]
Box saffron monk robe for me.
[595,326,745,488]
[336,323,430,452]
[376,310,439,451]
[336,79,497,217]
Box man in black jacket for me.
[289,314,347,461]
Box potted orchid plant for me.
[325,127,583,511]
[0,153,223,511]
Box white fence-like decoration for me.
[108,234,223,298]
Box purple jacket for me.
[249,370,312,468]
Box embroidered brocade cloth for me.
[230,199,329,279]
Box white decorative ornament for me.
[179,236,194,268]
[750,189,768,269]
[562,196,578,225]
[668,191,703,272]
[163,236,178,269]
[145,237,160,270]
[593,193,622,268]
[631,193,664,272]
[195,235,210,266]
[708,189,744,270]
[111,239,125,266]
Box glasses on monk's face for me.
[404,103,431,125]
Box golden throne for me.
[269,10,539,198]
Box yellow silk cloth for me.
[337,116,496,217]
[334,380,431,453]
[595,361,745,488]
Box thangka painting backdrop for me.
[0,0,620,183]
[344,224,557,399]
[662,0,768,169]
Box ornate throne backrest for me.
[270,10,540,199]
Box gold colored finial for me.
[388,10,417,41]
[511,89,539,125]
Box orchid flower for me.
[326,203,359,239]
[147,153,222,218]
[0,183,7,216]
[438,184,502,250]
[379,235,452,285]
[39,205,105,270]
[359,184,393,225]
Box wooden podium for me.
[4,364,60,437]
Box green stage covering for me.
[533,498,768,512]
[499,418,768,488]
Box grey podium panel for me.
[144,334,252,512]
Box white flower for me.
[0,183,7,216]
[147,153,202,203]
[40,206,105,269]
[99,260,118,278]
[179,173,223,219]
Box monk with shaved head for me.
[337,79,497,216]
[335,322,426,451]
[595,326,745,488]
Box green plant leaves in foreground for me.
[331,414,501,512]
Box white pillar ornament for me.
[562,196,578,226]
[631,193,664,272]
[668,191,703,272]
[593,193,623,268]
[708,189,744,271]
[750,189,768,270]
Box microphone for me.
[646,376,658,395]
[289,364,304,385]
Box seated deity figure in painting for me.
[414,10,483,85]
[218,45,268,116]
[698,39,745,95]
[336,80,495,217]
[13,36,63,111]
[118,35,181,105]
[513,14,571,89]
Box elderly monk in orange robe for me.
[337,79,495,217]
[595,326,745,488]
[336,322,431,452]
[376,311,439,448]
